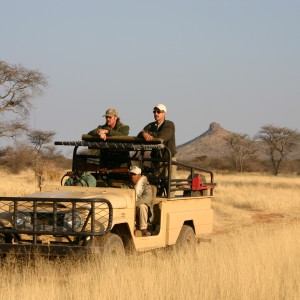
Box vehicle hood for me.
[27,186,135,209]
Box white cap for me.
[154,104,167,112]
[129,166,141,175]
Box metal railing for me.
[0,197,113,244]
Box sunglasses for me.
[105,116,113,119]
[153,110,163,114]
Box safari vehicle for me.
[0,136,215,256]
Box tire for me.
[176,225,196,249]
[92,233,125,256]
[0,235,5,243]
[0,234,7,258]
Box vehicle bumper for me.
[0,243,102,256]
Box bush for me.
[0,144,34,174]
[0,144,71,176]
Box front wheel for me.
[0,234,7,258]
[91,233,125,256]
[176,225,196,250]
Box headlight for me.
[15,212,31,227]
[64,213,83,230]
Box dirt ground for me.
[212,202,300,236]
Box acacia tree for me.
[27,130,55,153]
[0,60,47,138]
[224,133,257,172]
[27,129,56,184]
[256,125,299,175]
[0,120,28,139]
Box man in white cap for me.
[139,104,176,158]
[138,104,177,193]
[122,166,153,236]
[88,108,129,140]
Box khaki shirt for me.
[122,175,153,207]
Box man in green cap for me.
[88,108,129,140]
[88,108,130,168]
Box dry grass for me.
[0,170,38,196]
[1,170,300,299]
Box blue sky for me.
[1,0,299,151]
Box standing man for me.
[88,108,129,140]
[138,104,177,191]
[122,166,153,236]
[88,108,130,168]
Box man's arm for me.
[87,126,100,136]
[140,121,175,141]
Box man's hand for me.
[66,171,75,178]
[97,129,109,140]
[142,131,153,141]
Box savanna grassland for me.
[0,170,300,300]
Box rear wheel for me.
[91,233,125,256]
[176,225,196,249]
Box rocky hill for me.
[176,122,300,162]
[176,122,232,161]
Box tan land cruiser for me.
[0,136,215,255]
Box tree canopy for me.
[0,60,48,140]
[0,60,47,116]
[256,124,299,175]
[224,133,257,172]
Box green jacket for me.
[64,172,97,187]
[139,119,177,157]
[88,120,129,136]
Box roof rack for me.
[54,136,165,151]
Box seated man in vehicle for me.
[122,166,153,236]
[64,170,97,187]
[64,156,97,187]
